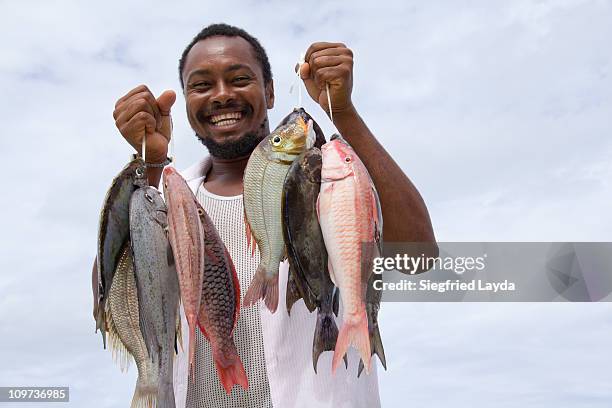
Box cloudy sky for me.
[1,0,611,407]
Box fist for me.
[113,85,176,163]
[299,42,354,117]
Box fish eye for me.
[272,136,282,145]
[344,156,352,163]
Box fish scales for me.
[198,205,248,393]
[130,186,180,408]
[97,157,145,347]
[107,243,159,408]
[318,135,381,375]
[243,108,318,313]
[163,167,205,376]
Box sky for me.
[1,0,611,407]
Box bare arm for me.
[301,42,437,251]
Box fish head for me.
[321,135,356,181]
[130,156,147,187]
[162,167,187,202]
[263,112,316,163]
[138,186,168,226]
[276,108,326,148]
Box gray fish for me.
[282,147,347,373]
[96,157,146,348]
[130,186,180,408]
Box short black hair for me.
[178,23,272,89]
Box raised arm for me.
[300,42,437,248]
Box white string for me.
[326,82,333,123]
[290,53,306,108]
[142,132,146,163]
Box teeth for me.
[210,112,242,124]
[213,119,239,127]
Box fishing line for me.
[142,132,146,163]
[326,82,333,123]
[290,53,305,108]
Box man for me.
[97,23,436,407]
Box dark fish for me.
[282,147,347,373]
[197,203,248,394]
[96,157,146,348]
[130,186,180,407]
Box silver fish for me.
[130,186,180,407]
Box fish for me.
[97,156,146,348]
[357,272,387,378]
[242,108,318,313]
[106,242,159,408]
[197,202,248,394]
[130,186,180,407]
[317,134,383,375]
[163,166,205,374]
[282,147,348,373]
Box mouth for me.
[207,110,246,129]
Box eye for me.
[232,76,250,84]
[272,136,282,146]
[344,156,352,163]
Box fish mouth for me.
[277,108,326,147]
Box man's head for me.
[179,23,274,159]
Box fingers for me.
[304,42,351,63]
[113,85,161,129]
[118,111,157,151]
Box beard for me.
[196,118,269,159]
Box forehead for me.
[182,36,262,81]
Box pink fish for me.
[163,167,205,374]
[317,135,382,375]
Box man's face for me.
[181,36,274,159]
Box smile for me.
[209,111,243,128]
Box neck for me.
[208,155,250,179]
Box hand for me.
[113,85,176,163]
[299,42,354,117]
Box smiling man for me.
[100,23,436,407]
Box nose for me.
[210,80,235,106]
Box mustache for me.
[195,101,252,122]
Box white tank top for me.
[173,157,381,408]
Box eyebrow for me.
[186,64,255,84]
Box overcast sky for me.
[1,0,611,407]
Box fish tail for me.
[358,324,387,378]
[213,344,249,394]
[332,310,371,375]
[157,378,176,408]
[312,309,340,373]
[130,378,157,408]
[243,266,279,313]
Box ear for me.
[265,80,275,109]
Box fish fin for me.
[95,304,107,349]
[332,287,340,317]
[105,299,133,373]
[243,265,279,313]
[312,308,339,373]
[197,320,210,341]
[243,207,257,257]
[332,309,371,375]
[286,268,302,316]
[213,344,249,394]
[226,248,241,331]
[372,323,387,370]
[130,377,157,408]
[328,260,338,287]
[371,183,383,255]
